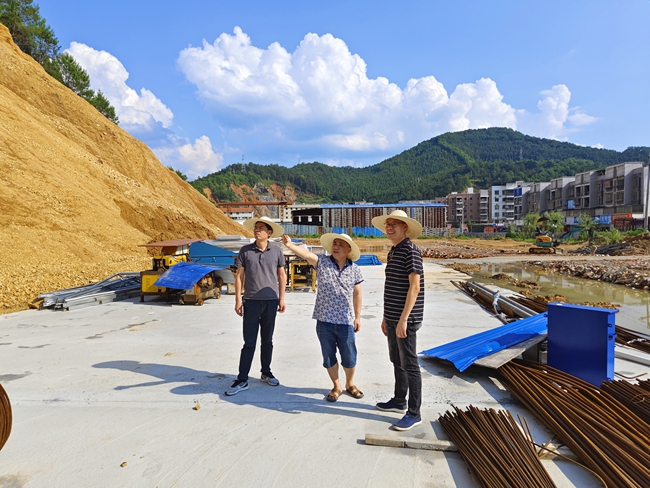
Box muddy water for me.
[471,263,650,336]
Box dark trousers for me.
[237,299,278,382]
[385,319,422,417]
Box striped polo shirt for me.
[383,238,424,323]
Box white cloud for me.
[66,42,173,130]
[152,135,223,180]
[177,28,596,161]
[179,136,223,174]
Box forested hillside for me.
[192,128,650,203]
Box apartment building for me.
[446,188,490,224]
[491,181,531,224]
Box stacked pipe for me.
[600,380,650,424]
[451,281,537,320]
[439,405,556,488]
[0,383,11,450]
[499,360,650,488]
[509,295,549,314]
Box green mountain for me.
[191,128,650,203]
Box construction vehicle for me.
[530,226,582,254]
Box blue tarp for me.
[154,262,228,290]
[356,254,382,266]
[419,313,548,372]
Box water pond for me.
[470,263,650,337]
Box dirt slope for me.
[0,24,249,313]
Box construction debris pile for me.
[421,241,521,259]
[532,260,650,290]
[499,361,650,488]
[571,232,650,256]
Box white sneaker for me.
[261,374,279,386]
[225,379,249,396]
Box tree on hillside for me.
[57,52,93,98]
[89,90,119,124]
[167,166,188,181]
[1,0,119,124]
[0,0,59,72]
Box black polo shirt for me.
[383,238,424,323]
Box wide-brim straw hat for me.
[242,216,285,237]
[320,233,361,262]
[372,210,423,239]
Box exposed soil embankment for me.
[0,24,248,313]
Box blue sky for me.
[36,0,650,179]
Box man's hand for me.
[278,299,286,313]
[396,318,408,339]
[235,299,243,317]
[353,317,361,332]
[380,318,387,337]
[282,235,292,247]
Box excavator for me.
[529,215,582,254]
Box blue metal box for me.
[547,303,617,387]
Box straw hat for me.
[320,233,361,262]
[371,210,422,239]
[242,216,285,237]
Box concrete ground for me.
[0,262,639,487]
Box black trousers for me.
[385,319,422,417]
[237,299,278,382]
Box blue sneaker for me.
[393,413,422,431]
[376,399,407,413]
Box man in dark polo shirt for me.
[226,216,287,396]
[371,210,425,431]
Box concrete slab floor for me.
[0,262,627,487]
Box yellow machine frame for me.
[289,260,317,292]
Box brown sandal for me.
[326,388,342,402]
[346,385,364,399]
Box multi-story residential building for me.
[491,181,531,224]
[567,170,599,214]
[525,182,550,215]
[446,188,489,225]
[547,177,575,212]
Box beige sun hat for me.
[242,216,285,237]
[371,210,423,239]
[320,233,361,262]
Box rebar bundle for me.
[616,326,650,355]
[600,380,650,424]
[0,382,11,450]
[499,360,650,488]
[439,405,556,488]
[637,378,650,392]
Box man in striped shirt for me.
[372,210,425,431]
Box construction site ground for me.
[3,262,644,487]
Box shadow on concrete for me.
[93,360,396,424]
[419,356,521,407]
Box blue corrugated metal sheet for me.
[420,313,548,372]
[189,241,238,266]
[154,262,228,290]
